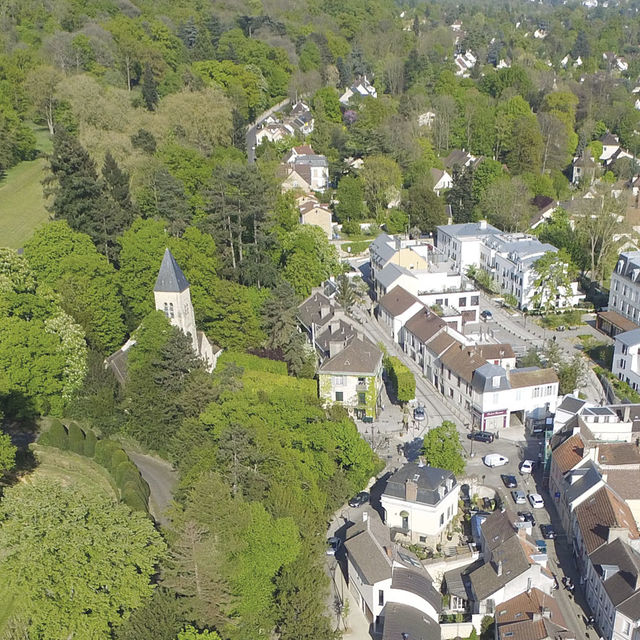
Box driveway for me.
[127,451,178,525]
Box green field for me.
[0,127,51,249]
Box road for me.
[127,451,178,525]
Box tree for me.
[0,479,165,639]
[404,178,447,232]
[530,251,574,312]
[142,63,158,111]
[421,421,465,475]
[334,176,366,224]
[360,155,402,217]
[447,166,475,224]
[538,112,570,174]
[477,177,533,232]
[0,432,16,476]
[102,151,135,223]
[24,66,64,135]
[336,273,358,313]
[178,627,222,640]
[115,588,187,640]
[575,191,627,284]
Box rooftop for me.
[381,602,440,640]
[615,328,640,348]
[154,248,190,293]
[404,308,446,343]
[382,462,457,507]
[318,335,383,376]
[437,221,501,238]
[379,286,423,317]
[551,433,586,474]
[597,442,640,467]
[508,367,558,389]
[598,311,638,334]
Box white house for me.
[377,286,425,344]
[339,76,378,104]
[344,508,442,637]
[612,328,640,392]
[281,145,329,192]
[430,168,453,196]
[436,220,502,274]
[255,122,295,145]
[601,133,623,161]
[380,461,460,546]
[606,252,640,331]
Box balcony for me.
[356,381,369,391]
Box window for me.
[358,392,366,405]
[623,622,630,636]
[419,535,427,543]
[622,344,629,355]
[163,302,169,317]
[335,392,343,402]
[471,296,479,306]
[440,513,444,526]
[401,515,409,529]
[545,385,554,396]
[459,297,467,307]
[378,590,384,606]
[533,386,541,398]
[620,359,626,370]
[169,302,174,318]
[334,376,344,386]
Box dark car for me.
[518,511,536,526]
[413,406,426,421]
[481,310,493,320]
[501,474,517,488]
[348,492,370,508]
[540,524,556,539]
[467,431,494,443]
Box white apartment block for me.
[609,252,640,327]
[612,329,640,392]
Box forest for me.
[2,0,640,637]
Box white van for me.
[484,454,509,468]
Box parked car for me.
[529,493,545,509]
[348,492,370,508]
[501,474,517,488]
[480,310,493,320]
[518,511,536,526]
[535,539,547,553]
[520,459,534,474]
[556,325,566,332]
[326,536,341,556]
[484,453,509,467]
[467,431,494,443]
[413,405,426,421]
[512,490,526,505]
[540,524,556,539]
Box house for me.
[299,199,333,239]
[430,168,453,196]
[344,508,442,637]
[377,286,425,344]
[585,538,640,640]
[380,461,460,546]
[339,76,377,104]
[572,150,598,185]
[107,249,222,382]
[530,196,557,230]
[298,289,352,358]
[437,223,582,310]
[601,133,623,162]
[455,51,477,77]
[444,149,480,171]
[604,252,640,333]
[418,111,436,127]
[317,334,383,420]
[288,100,314,135]
[456,510,555,615]
[612,329,640,392]
[494,588,574,640]
[280,145,329,192]
[255,122,295,145]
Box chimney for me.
[329,340,345,358]
[418,456,426,468]
[532,612,542,622]
[601,564,619,581]
[497,560,503,576]
[405,479,418,502]
[395,236,402,250]
[320,304,331,319]
[541,607,552,620]
[479,220,487,230]
[329,320,340,334]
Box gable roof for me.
[426,332,457,357]
[480,509,518,552]
[381,602,441,640]
[404,308,446,342]
[575,486,640,555]
[565,461,602,505]
[154,248,190,292]
[440,343,487,383]
[382,462,457,506]
[318,336,383,376]
[297,291,335,329]
[476,344,516,361]
[605,469,640,500]
[508,367,558,389]
[378,286,423,317]
[392,567,442,612]
[552,433,586,474]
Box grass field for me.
[29,444,119,498]
[0,126,51,249]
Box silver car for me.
[511,490,526,505]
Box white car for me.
[483,454,509,468]
[528,493,544,509]
[521,459,534,474]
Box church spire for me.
[154,248,190,293]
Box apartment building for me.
[603,252,640,334]
[612,329,640,391]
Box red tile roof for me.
[552,433,585,474]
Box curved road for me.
[127,451,178,526]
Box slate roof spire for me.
[154,248,190,292]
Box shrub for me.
[109,448,129,474]
[43,420,68,450]
[385,356,415,403]
[94,439,121,469]
[122,482,149,513]
[114,461,139,488]
[83,429,97,457]
[67,422,85,455]
[218,351,288,375]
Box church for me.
[106,248,221,384]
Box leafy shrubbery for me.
[218,351,288,375]
[39,423,150,513]
[384,356,416,403]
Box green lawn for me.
[0,126,52,249]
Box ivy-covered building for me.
[318,335,383,420]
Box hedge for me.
[385,356,416,404]
[83,429,97,457]
[94,439,122,469]
[67,423,85,455]
[109,448,129,474]
[46,420,69,450]
[218,351,288,375]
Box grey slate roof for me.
[381,603,440,640]
[370,233,397,264]
[615,328,640,347]
[565,461,602,505]
[318,335,382,376]
[154,248,190,292]
[472,363,509,393]
[377,263,415,290]
[345,516,392,585]
[382,462,456,506]
[314,319,358,354]
[591,538,640,619]
[297,291,335,330]
[392,567,442,612]
[557,395,588,415]
[379,286,422,317]
[437,221,501,238]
